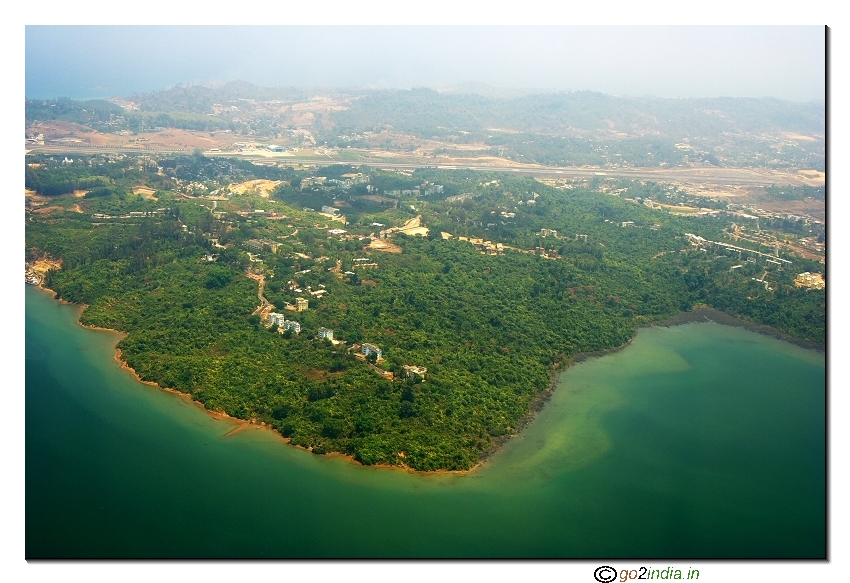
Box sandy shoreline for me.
[31,283,822,475]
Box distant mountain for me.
[332,88,825,139]
[435,82,553,99]
[127,81,319,113]
[102,82,824,141]
[26,82,825,171]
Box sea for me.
[25,285,826,558]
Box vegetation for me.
[26,156,825,471]
[25,97,124,128]
[763,184,825,201]
[28,84,824,170]
[327,88,825,170]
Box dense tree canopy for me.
[26,157,825,470]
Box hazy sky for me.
[26,26,825,102]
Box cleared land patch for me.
[229,179,282,198]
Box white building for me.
[361,343,382,360]
[281,320,301,334]
[402,365,427,380]
[268,313,287,327]
[318,327,334,341]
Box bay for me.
[25,285,825,558]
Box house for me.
[402,365,427,380]
[795,272,825,290]
[281,320,301,334]
[301,176,327,189]
[296,298,309,312]
[318,327,334,341]
[245,238,281,254]
[268,313,300,334]
[361,343,383,360]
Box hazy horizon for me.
[26,26,825,103]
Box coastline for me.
[33,284,260,426]
[33,285,445,474]
[651,305,825,353]
[472,337,636,469]
[473,304,824,470]
[30,283,823,475]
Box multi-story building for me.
[361,343,383,360]
[318,327,334,341]
[268,312,287,327]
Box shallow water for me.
[25,285,825,558]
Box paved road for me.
[27,144,805,187]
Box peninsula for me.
[25,86,825,471]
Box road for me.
[27,144,813,187]
[247,273,273,318]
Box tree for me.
[205,266,233,289]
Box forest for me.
[26,155,825,470]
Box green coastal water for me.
[25,285,825,558]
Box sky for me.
[25,25,825,102]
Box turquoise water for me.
[25,285,825,558]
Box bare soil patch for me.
[229,179,282,198]
[129,129,224,150]
[28,120,95,137]
[369,239,402,253]
[657,203,701,215]
[28,122,238,151]
[133,186,157,198]
[796,169,825,184]
[33,206,64,215]
[32,257,62,274]
[398,226,430,236]
[749,198,825,221]
[783,132,818,142]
